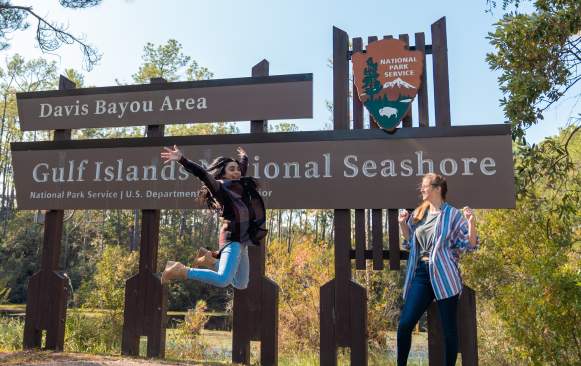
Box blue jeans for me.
[397,261,459,366]
[186,242,249,289]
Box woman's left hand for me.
[236,146,247,158]
[463,206,476,225]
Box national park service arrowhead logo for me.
[352,39,424,131]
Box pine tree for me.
[362,57,382,98]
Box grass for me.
[1,309,430,365]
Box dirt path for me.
[0,351,231,366]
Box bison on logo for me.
[352,39,424,131]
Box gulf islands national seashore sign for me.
[352,38,424,131]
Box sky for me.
[8,0,578,142]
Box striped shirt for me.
[178,155,253,249]
[402,202,479,300]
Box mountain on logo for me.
[383,77,416,89]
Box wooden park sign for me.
[16,74,312,130]
[352,38,423,130]
[12,18,513,366]
[12,126,514,210]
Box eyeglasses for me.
[418,184,436,191]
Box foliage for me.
[0,317,22,351]
[266,237,334,353]
[354,263,404,351]
[132,39,213,83]
[175,300,210,336]
[462,127,580,365]
[77,245,139,310]
[0,211,42,303]
[486,0,581,141]
[482,4,581,361]
[64,311,123,354]
[165,301,210,361]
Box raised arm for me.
[399,209,412,250]
[237,146,248,176]
[178,157,223,195]
[449,207,479,253]
[161,145,222,198]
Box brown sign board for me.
[11,125,515,210]
[16,74,313,131]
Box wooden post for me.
[232,59,280,366]
[121,77,168,358]
[320,26,367,366]
[23,75,75,351]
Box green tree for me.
[132,39,213,83]
[486,0,580,143]
[463,127,580,364]
[362,57,382,98]
[78,245,138,310]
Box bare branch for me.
[0,4,101,70]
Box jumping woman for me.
[397,173,479,366]
[160,145,265,290]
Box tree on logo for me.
[363,57,382,98]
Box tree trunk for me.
[287,210,293,253]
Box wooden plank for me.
[355,209,366,270]
[23,273,42,348]
[415,32,429,127]
[23,75,74,352]
[428,301,445,366]
[352,38,364,130]
[366,35,384,273]
[431,17,451,127]
[146,272,166,358]
[352,38,366,272]
[349,282,368,365]
[233,59,275,365]
[371,209,383,270]
[332,26,351,348]
[334,209,351,346]
[122,77,166,358]
[251,60,270,133]
[334,27,350,131]
[261,278,279,366]
[41,210,64,270]
[122,275,140,356]
[388,209,400,270]
[459,286,478,366]
[320,280,337,366]
[348,249,410,260]
[399,34,413,128]
[232,291,251,364]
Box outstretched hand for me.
[463,206,476,225]
[236,146,247,159]
[161,145,183,164]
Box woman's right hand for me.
[398,209,410,224]
[161,145,183,164]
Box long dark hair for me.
[412,173,448,224]
[198,156,258,210]
[198,156,235,210]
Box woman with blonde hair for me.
[397,173,478,366]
